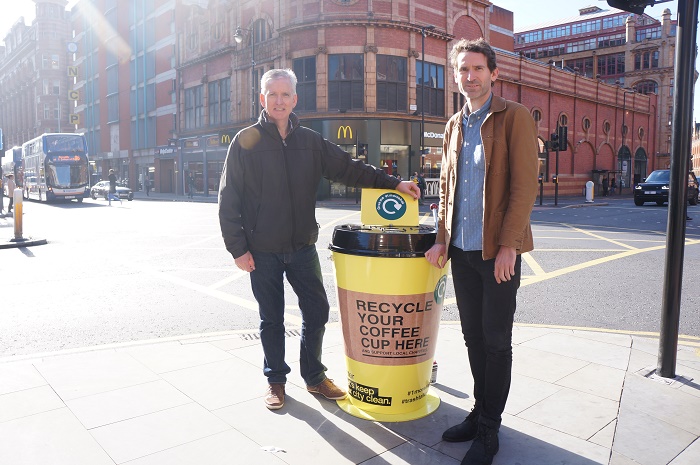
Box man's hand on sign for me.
[396,181,420,200]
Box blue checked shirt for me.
[451,94,492,252]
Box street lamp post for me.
[418,25,435,178]
[234,27,256,122]
[620,87,636,193]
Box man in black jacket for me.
[219,68,420,410]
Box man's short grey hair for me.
[261,69,297,95]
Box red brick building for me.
[514,5,675,183]
[0,0,657,198]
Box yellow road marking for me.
[565,224,637,250]
[521,252,545,276]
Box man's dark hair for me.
[449,38,497,73]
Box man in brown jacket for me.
[425,38,538,465]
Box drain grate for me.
[240,329,301,341]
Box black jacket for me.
[218,111,400,258]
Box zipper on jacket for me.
[280,138,296,250]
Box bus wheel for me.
[77,198,83,203]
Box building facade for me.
[0,0,72,150]
[0,0,658,198]
[514,5,676,173]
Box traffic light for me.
[357,143,368,159]
[558,125,568,152]
[606,0,654,15]
[549,132,559,151]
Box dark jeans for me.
[250,245,329,386]
[449,245,521,430]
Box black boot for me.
[461,424,499,465]
[442,407,480,442]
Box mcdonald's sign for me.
[219,131,237,145]
[337,125,353,140]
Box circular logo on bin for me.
[434,275,447,305]
[376,193,407,221]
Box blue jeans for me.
[449,245,521,430]
[250,245,329,386]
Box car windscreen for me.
[646,171,669,183]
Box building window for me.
[416,61,445,117]
[636,26,661,42]
[603,121,611,134]
[543,25,570,40]
[212,22,224,42]
[566,57,593,77]
[517,30,542,44]
[293,56,316,112]
[53,80,60,95]
[328,54,364,111]
[532,109,542,122]
[376,55,407,112]
[221,78,231,123]
[597,33,625,48]
[208,81,220,126]
[559,114,568,127]
[583,117,591,131]
[635,80,658,95]
[185,85,203,129]
[107,94,119,123]
[207,78,231,125]
[602,14,628,29]
[571,19,601,35]
[597,53,625,77]
[44,103,51,120]
[51,55,59,69]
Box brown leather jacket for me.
[437,94,538,260]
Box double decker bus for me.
[2,146,22,178]
[21,133,90,202]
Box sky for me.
[0,0,694,119]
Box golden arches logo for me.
[337,125,353,140]
[221,134,232,144]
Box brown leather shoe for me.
[307,378,347,400]
[265,383,285,410]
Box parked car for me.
[634,169,699,206]
[90,180,134,201]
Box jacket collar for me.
[454,93,507,128]
[258,110,301,139]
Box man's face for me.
[260,77,297,126]
[453,51,498,110]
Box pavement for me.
[1,191,699,465]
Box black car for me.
[634,169,699,206]
[90,180,134,201]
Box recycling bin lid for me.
[329,224,437,258]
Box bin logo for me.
[376,193,406,220]
[434,275,447,305]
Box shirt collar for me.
[463,93,493,121]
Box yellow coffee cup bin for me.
[329,189,448,422]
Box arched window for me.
[635,80,658,95]
[532,109,542,122]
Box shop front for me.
[303,118,445,199]
[180,134,229,197]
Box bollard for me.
[12,188,24,241]
[585,181,594,203]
